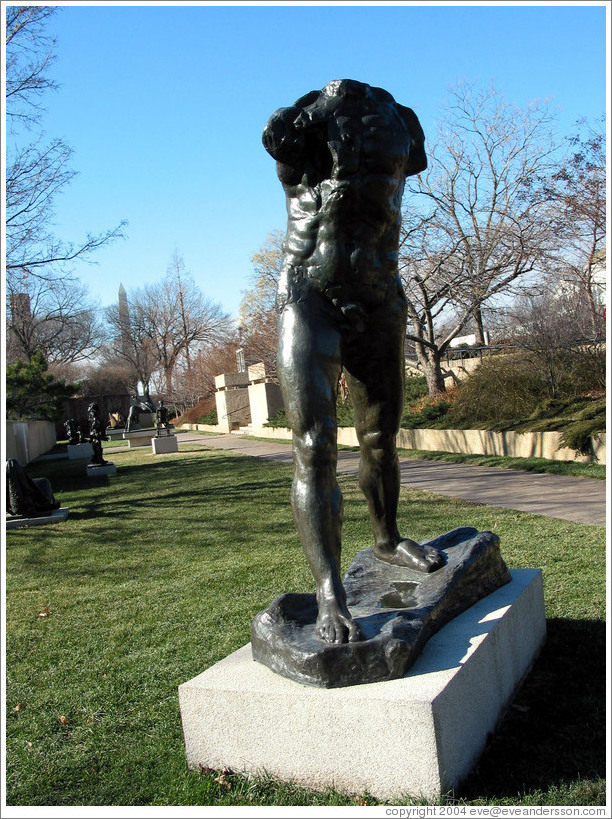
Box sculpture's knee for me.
[358,429,397,468]
[293,425,337,475]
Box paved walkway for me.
[174,430,606,526]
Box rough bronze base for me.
[251,527,511,688]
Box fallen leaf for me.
[37,605,53,619]
[214,767,233,790]
[59,715,68,724]
[26,742,33,750]
[14,703,26,712]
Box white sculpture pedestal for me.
[86,463,117,478]
[179,569,546,802]
[152,435,178,454]
[6,508,70,529]
[67,443,94,460]
[123,430,156,448]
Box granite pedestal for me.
[86,463,117,477]
[152,435,178,454]
[123,430,156,448]
[67,442,94,460]
[6,508,70,529]
[179,568,545,801]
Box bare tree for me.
[142,258,231,394]
[547,116,606,342]
[5,6,125,279]
[6,267,104,365]
[400,218,471,395]
[104,297,159,397]
[5,5,58,130]
[401,81,559,396]
[506,285,605,397]
[106,260,232,398]
[171,333,242,413]
[238,230,284,378]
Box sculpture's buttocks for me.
[263,80,427,316]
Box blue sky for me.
[18,1,610,320]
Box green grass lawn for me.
[5,445,606,806]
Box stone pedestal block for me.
[6,508,70,530]
[179,569,545,802]
[214,387,251,433]
[152,435,178,454]
[248,382,284,428]
[123,431,156,448]
[215,371,251,389]
[86,463,117,477]
[67,443,94,460]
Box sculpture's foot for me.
[316,597,363,644]
[374,538,445,573]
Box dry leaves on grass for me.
[198,764,233,790]
[214,768,233,790]
[37,605,53,619]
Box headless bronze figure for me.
[263,80,444,645]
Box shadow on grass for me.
[457,616,606,801]
[25,452,292,497]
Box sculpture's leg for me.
[278,297,362,644]
[345,306,445,573]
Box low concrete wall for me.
[178,424,605,464]
[6,420,57,466]
[396,429,606,465]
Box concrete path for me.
[174,431,606,526]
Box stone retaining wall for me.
[6,420,57,466]
[179,423,605,464]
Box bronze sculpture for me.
[6,458,60,518]
[125,394,156,432]
[262,80,445,646]
[87,402,108,466]
[155,400,172,436]
[64,419,82,445]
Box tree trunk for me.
[473,306,487,346]
[416,345,447,397]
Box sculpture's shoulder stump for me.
[6,508,69,530]
[251,527,511,688]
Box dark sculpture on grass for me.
[6,458,60,518]
[87,402,108,466]
[262,79,441,638]
[155,400,173,436]
[125,394,156,432]
[252,80,511,688]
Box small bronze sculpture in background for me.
[64,419,82,445]
[108,411,124,429]
[155,400,172,436]
[263,79,443,645]
[125,394,156,432]
[87,402,108,466]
